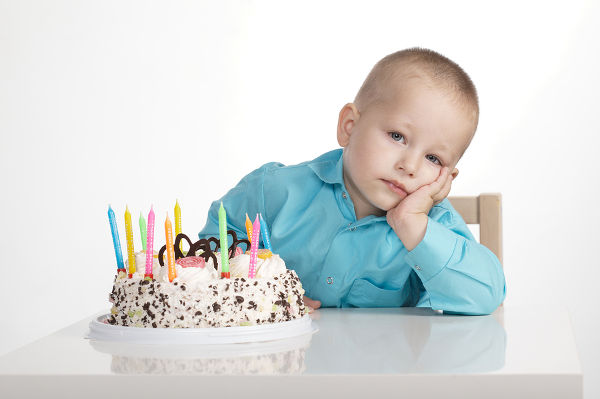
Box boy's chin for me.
[378,199,403,214]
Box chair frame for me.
[447,193,503,265]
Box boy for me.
[199,48,506,315]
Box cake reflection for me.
[89,331,314,375]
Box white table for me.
[0,306,582,399]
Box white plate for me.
[87,314,316,345]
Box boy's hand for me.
[303,296,321,313]
[386,167,456,251]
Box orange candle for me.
[245,213,253,243]
[164,213,177,282]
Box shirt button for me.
[350,226,356,231]
[342,192,347,199]
[415,265,422,271]
[326,276,334,284]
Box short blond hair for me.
[355,48,479,130]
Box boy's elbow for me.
[478,263,507,315]
[463,255,506,315]
[487,280,507,314]
[474,292,504,315]
[443,281,506,316]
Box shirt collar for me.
[309,149,388,224]
[308,149,345,185]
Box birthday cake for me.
[108,231,308,328]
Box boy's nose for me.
[396,153,419,176]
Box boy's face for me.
[338,75,475,218]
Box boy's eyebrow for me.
[433,142,451,152]
[386,117,414,131]
[433,143,460,161]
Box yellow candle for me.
[174,199,182,251]
[124,206,136,276]
[165,213,177,282]
[245,213,253,243]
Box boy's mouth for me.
[382,179,408,198]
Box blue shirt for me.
[199,149,506,315]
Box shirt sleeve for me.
[404,200,506,315]
[198,163,279,243]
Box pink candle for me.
[248,214,261,279]
[144,206,155,280]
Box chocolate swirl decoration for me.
[158,231,251,271]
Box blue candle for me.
[108,205,125,270]
[259,213,272,251]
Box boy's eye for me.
[426,154,442,165]
[389,132,405,143]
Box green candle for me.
[218,202,230,278]
[139,212,147,252]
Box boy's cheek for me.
[423,170,445,187]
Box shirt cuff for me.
[405,217,458,282]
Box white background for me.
[1,0,599,396]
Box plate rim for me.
[87,313,315,344]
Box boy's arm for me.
[387,168,506,315]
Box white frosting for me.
[124,251,162,278]
[122,251,285,282]
[158,259,218,290]
[227,253,286,278]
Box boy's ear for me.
[451,168,459,180]
[337,103,360,147]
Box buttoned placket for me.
[314,184,356,305]
[310,154,388,305]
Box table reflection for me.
[305,307,506,374]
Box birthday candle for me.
[219,202,230,278]
[108,205,125,271]
[245,213,253,243]
[139,213,147,252]
[174,199,182,252]
[165,213,177,282]
[124,206,136,277]
[248,214,261,279]
[144,206,155,279]
[259,213,272,251]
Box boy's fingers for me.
[426,167,449,198]
[429,168,453,205]
[432,175,453,205]
[303,296,321,310]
